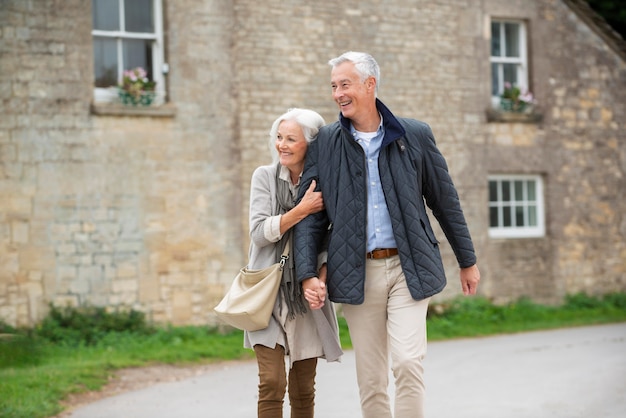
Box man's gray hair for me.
[328,51,380,95]
[268,108,325,164]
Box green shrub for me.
[564,292,604,309]
[0,334,47,369]
[0,320,16,334]
[602,292,626,309]
[36,305,154,346]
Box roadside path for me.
[62,323,626,418]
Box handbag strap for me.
[279,236,290,268]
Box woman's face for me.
[275,119,308,174]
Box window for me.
[490,20,528,104]
[488,175,545,238]
[91,0,166,104]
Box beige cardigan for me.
[243,164,342,367]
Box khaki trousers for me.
[254,343,317,418]
[342,255,430,418]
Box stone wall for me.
[0,0,624,327]
[0,0,243,327]
[476,0,626,303]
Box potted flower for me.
[500,82,535,113]
[118,67,157,106]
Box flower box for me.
[118,89,156,106]
[499,82,535,113]
[118,67,157,107]
[499,98,529,113]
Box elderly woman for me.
[244,108,342,418]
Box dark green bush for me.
[36,304,154,346]
[0,334,46,369]
[602,292,626,309]
[564,292,604,310]
[0,320,16,334]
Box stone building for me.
[1,0,624,327]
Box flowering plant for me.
[119,67,156,99]
[500,82,535,112]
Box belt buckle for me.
[367,248,397,259]
[367,249,383,259]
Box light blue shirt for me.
[351,117,397,253]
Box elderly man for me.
[295,51,480,418]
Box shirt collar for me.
[339,99,407,148]
[350,112,384,139]
[278,164,301,186]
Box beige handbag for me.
[213,239,289,331]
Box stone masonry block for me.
[171,290,192,324]
[115,261,138,279]
[10,220,29,244]
[112,279,139,294]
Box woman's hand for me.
[298,180,324,215]
[303,276,326,310]
[278,180,324,235]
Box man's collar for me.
[350,113,383,136]
[340,98,406,146]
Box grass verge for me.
[1,292,625,418]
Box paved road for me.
[65,323,626,418]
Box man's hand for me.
[460,264,480,295]
[302,277,326,310]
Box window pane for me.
[491,63,500,96]
[92,0,120,31]
[514,181,524,201]
[489,180,498,202]
[123,39,153,78]
[504,23,520,57]
[503,205,512,227]
[527,181,536,200]
[515,205,524,226]
[491,22,501,56]
[490,207,499,227]
[528,206,537,226]
[93,37,118,87]
[125,0,154,33]
[502,181,511,201]
[503,63,518,87]
[488,175,544,238]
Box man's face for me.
[330,61,374,121]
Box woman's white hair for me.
[268,108,325,164]
[328,51,380,95]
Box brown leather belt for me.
[366,248,399,259]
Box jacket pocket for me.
[420,218,439,245]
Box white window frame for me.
[490,19,529,107]
[488,174,545,239]
[91,0,166,104]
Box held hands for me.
[303,264,327,310]
[303,278,326,310]
[299,180,324,215]
[460,264,480,295]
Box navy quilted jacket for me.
[294,99,476,304]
